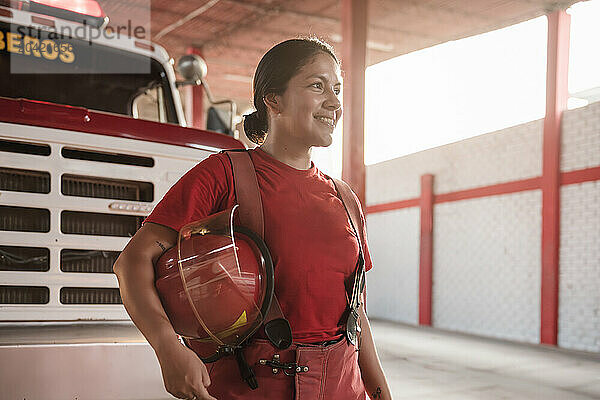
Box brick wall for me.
[432,191,541,343]
[557,100,600,352]
[366,208,420,324]
[365,101,599,353]
[561,101,600,172]
[558,181,600,352]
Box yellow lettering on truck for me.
[59,44,75,63]
[2,30,76,63]
[7,32,23,54]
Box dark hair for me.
[243,37,340,144]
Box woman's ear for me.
[264,92,282,115]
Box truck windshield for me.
[0,21,179,124]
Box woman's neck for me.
[259,136,312,170]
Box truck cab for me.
[1,0,187,124]
[0,1,242,397]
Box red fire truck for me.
[0,1,243,398]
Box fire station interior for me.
[1,0,599,399]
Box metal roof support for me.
[541,9,570,346]
[341,0,368,207]
[185,46,206,130]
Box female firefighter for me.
[114,38,392,400]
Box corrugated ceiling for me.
[100,0,582,108]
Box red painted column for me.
[185,46,205,130]
[341,0,368,207]
[541,10,570,345]
[419,174,434,325]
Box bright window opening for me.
[363,0,600,165]
[364,17,548,165]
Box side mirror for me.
[176,54,237,135]
[176,54,208,85]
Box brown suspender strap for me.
[227,150,264,238]
[330,178,366,255]
[329,177,368,346]
[225,150,286,326]
[330,177,367,303]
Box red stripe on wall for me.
[419,174,434,326]
[436,177,542,204]
[366,166,600,215]
[561,166,600,185]
[366,198,420,214]
[367,177,541,214]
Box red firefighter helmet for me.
[154,206,274,362]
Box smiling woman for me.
[114,37,391,400]
[243,38,341,156]
[256,51,342,161]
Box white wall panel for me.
[366,119,543,205]
[432,191,542,343]
[366,208,420,324]
[561,101,600,172]
[558,181,600,352]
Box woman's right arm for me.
[113,222,216,400]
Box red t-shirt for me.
[145,147,373,343]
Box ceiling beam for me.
[224,0,339,25]
[224,0,437,39]
[154,0,221,40]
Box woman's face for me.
[275,52,342,148]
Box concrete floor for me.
[2,320,599,399]
[371,319,600,400]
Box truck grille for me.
[0,206,50,232]
[60,249,120,273]
[0,139,51,156]
[0,130,204,320]
[61,174,153,202]
[60,287,122,304]
[61,211,142,237]
[0,246,49,272]
[0,285,49,304]
[62,147,154,167]
[0,167,51,194]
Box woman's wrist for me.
[150,327,183,358]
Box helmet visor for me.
[176,205,268,357]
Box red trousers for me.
[207,338,365,399]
